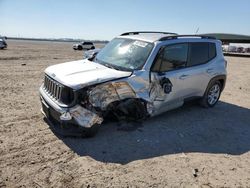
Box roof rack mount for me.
[121,31,178,36]
[159,35,216,41]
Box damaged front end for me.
[40,69,175,137]
[40,85,104,135]
[81,81,148,122]
[61,105,103,128]
[40,77,149,137]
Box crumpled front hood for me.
[45,59,132,89]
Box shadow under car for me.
[44,101,250,164]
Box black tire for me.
[77,45,83,50]
[90,46,95,50]
[200,80,222,108]
[82,124,100,138]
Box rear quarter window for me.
[209,43,216,59]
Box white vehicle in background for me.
[222,45,228,52]
[236,47,245,53]
[0,38,7,49]
[73,41,95,51]
[228,46,237,53]
[245,47,250,53]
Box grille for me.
[43,75,75,105]
[43,75,63,101]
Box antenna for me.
[195,27,200,34]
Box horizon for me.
[1,0,250,40]
[4,33,250,43]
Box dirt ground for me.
[0,40,250,188]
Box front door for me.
[149,43,191,115]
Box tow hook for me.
[60,112,72,121]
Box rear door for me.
[185,42,217,96]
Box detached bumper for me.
[39,87,103,128]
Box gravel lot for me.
[0,40,250,187]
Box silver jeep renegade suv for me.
[40,31,227,137]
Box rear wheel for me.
[78,45,83,50]
[200,81,222,108]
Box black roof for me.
[203,33,250,44]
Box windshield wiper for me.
[103,63,120,70]
[95,58,132,72]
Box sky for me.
[0,0,250,40]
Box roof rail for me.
[159,35,216,41]
[120,31,178,36]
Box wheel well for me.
[218,78,226,91]
[218,79,224,88]
[104,98,148,121]
[208,75,226,91]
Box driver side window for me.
[152,43,188,72]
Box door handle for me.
[179,74,189,80]
[206,68,214,74]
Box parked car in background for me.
[222,45,228,52]
[83,48,101,59]
[0,38,7,49]
[236,47,245,53]
[228,46,237,53]
[73,41,95,50]
[245,47,250,53]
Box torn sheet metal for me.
[147,74,174,115]
[112,82,136,99]
[69,105,103,128]
[88,82,136,110]
[88,83,119,110]
[149,74,166,102]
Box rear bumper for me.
[0,44,7,48]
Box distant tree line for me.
[6,37,109,44]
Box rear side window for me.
[209,43,216,59]
[83,42,93,45]
[188,42,216,67]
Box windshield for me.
[95,38,154,71]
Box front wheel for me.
[200,81,222,108]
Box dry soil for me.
[0,40,250,187]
